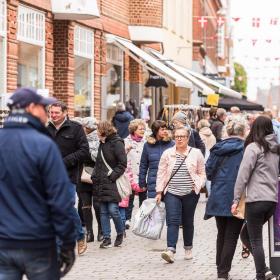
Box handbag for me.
[100,150,132,199]
[81,166,93,184]
[161,148,192,201]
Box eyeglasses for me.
[174,135,188,140]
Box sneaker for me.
[77,237,87,255]
[161,250,175,263]
[114,233,124,247]
[125,220,131,230]
[184,249,193,260]
[99,238,112,249]
[265,267,274,279]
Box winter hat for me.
[171,111,188,125]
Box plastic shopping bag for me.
[132,198,166,240]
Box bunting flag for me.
[252,39,258,46]
[198,16,208,28]
[266,39,272,43]
[217,17,225,27]
[252,17,261,28]
[232,17,240,22]
[270,18,278,25]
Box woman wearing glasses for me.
[155,127,206,263]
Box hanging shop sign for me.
[145,71,168,88]
[51,0,100,20]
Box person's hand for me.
[59,248,75,278]
[231,203,238,215]
[126,145,133,154]
[142,187,147,192]
[155,193,162,204]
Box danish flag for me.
[198,16,208,28]
[252,39,258,46]
[270,18,278,25]
[217,17,225,27]
[252,18,260,28]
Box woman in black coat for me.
[92,121,127,249]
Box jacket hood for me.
[266,133,279,148]
[114,111,132,123]
[210,137,244,157]
[105,133,124,144]
[199,127,213,137]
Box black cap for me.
[7,87,57,109]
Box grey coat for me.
[234,134,279,204]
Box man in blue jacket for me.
[0,88,76,280]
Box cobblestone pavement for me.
[66,197,269,280]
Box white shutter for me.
[0,0,5,37]
[217,25,225,58]
[17,5,45,46]
[74,25,94,59]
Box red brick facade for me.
[4,0,163,119]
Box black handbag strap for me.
[163,148,192,193]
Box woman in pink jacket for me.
[155,126,206,263]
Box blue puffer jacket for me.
[205,137,244,219]
[139,135,174,198]
[112,111,134,139]
[0,113,76,249]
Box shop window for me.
[17,5,45,89]
[103,44,123,120]
[74,25,94,117]
[17,42,43,88]
[74,56,92,117]
[217,25,225,58]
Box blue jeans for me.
[119,207,126,229]
[165,191,200,252]
[70,185,85,241]
[100,202,124,238]
[0,247,59,280]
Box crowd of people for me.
[1,87,280,280]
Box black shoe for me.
[97,229,104,242]
[114,233,124,247]
[125,220,131,230]
[99,238,112,249]
[86,230,94,243]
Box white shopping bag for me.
[132,198,166,240]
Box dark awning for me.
[217,97,264,111]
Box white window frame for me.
[0,0,7,98]
[217,25,225,58]
[17,5,45,88]
[74,24,94,116]
[106,43,124,101]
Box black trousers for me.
[240,201,276,280]
[125,190,147,221]
[79,191,102,234]
[215,216,244,278]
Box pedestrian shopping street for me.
[66,197,263,280]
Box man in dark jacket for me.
[0,88,76,279]
[112,102,134,138]
[210,108,227,142]
[47,101,89,255]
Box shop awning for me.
[149,50,215,96]
[182,68,242,99]
[218,97,264,111]
[106,34,193,89]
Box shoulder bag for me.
[100,150,132,199]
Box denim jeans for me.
[215,216,244,278]
[119,207,126,229]
[0,246,59,280]
[100,202,124,238]
[69,185,85,241]
[240,201,276,280]
[164,191,199,252]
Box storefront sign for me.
[145,71,168,88]
[51,0,100,20]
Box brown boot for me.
[77,237,87,255]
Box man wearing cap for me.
[47,101,89,255]
[172,111,206,155]
[0,88,76,279]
